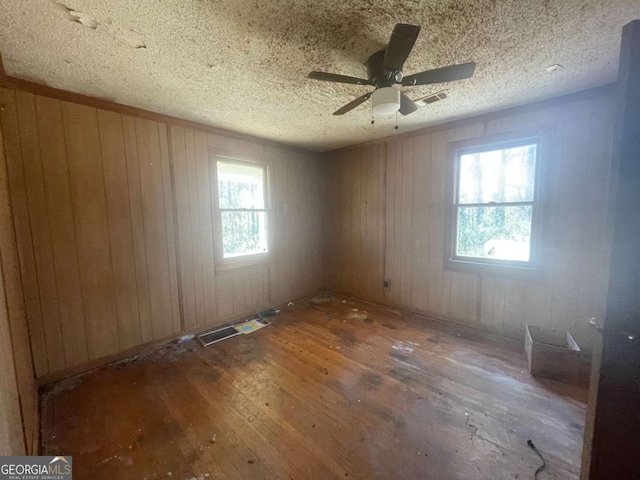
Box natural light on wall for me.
[455,143,537,263]
[217,160,268,259]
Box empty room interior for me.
[1,1,640,479]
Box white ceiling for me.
[1,1,639,151]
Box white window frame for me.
[212,152,272,271]
[444,129,547,276]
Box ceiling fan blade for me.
[398,93,418,115]
[384,24,421,72]
[402,62,476,86]
[308,71,372,85]
[333,92,372,115]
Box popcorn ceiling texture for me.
[0,0,638,150]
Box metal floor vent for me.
[197,316,272,347]
[198,326,241,346]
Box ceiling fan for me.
[308,23,476,116]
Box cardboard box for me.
[525,325,581,384]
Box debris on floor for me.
[287,301,295,306]
[177,334,195,344]
[234,318,270,335]
[347,311,368,321]
[310,293,335,304]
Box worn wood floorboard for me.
[41,296,587,479]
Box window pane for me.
[217,161,265,209]
[221,211,268,258]
[458,144,536,204]
[456,206,532,261]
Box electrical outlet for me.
[383,279,391,289]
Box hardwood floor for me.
[41,295,587,479]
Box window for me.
[447,135,542,272]
[215,158,269,261]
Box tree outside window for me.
[449,136,541,271]
[216,160,269,259]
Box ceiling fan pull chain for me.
[371,101,375,125]
[395,111,399,130]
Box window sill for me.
[443,258,545,281]
[216,253,273,274]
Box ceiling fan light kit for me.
[307,23,476,122]
[372,86,400,115]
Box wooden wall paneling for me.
[360,147,371,300]
[349,148,361,298]
[97,109,142,350]
[1,87,325,379]
[362,146,373,299]
[282,150,299,300]
[502,280,524,338]
[410,134,430,312]
[304,152,323,296]
[573,96,616,348]
[34,96,88,366]
[369,143,384,302]
[324,92,616,349]
[231,271,247,316]
[134,117,175,340]
[0,88,48,377]
[519,280,551,338]
[376,143,386,304]
[330,150,341,294]
[159,123,182,334]
[169,126,197,330]
[194,129,216,326]
[548,102,591,338]
[62,101,120,360]
[426,130,446,316]
[331,151,345,294]
[0,101,36,453]
[0,257,24,454]
[16,91,66,371]
[266,145,286,306]
[357,147,369,298]
[384,140,398,303]
[121,115,154,344]
[185,127,206,327]
[305,152,323,296]
[399,137,414,308]
[340,150,352,295]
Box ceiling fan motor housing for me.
[372,87,401,115]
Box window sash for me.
[213,155,271,267]
[452,203,534,262]
[446,132,544,273]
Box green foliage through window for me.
[217,160,268,258]
[455,143,537,262]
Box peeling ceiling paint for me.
[0,0,638,151]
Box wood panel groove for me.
[95,107,122,354]
[16,91,66,371]
[117,113,146,346]
[37,96,89,366]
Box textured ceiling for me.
[0,1,639,151]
